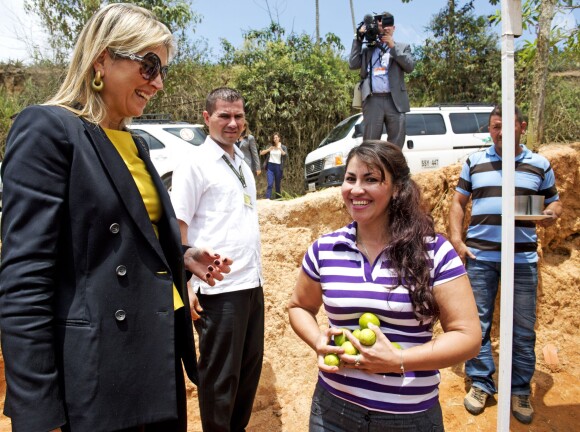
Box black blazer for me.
[0,105,197,432]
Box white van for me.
[304,105,493,191]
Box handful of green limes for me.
[323,312,402,366]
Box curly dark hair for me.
[345,141,440,325]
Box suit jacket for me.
[238,135,260,174]
[0,105,197,432]
[349,38,415,113]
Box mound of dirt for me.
[1,144,578,431]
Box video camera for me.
[356,12,394,47]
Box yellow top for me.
[105,128,184,310]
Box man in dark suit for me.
[236,128,262,177]
[349,12,415,147]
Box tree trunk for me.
[447,0,456,72]
[528,0,557,147]
[349,0,356,32]
[449,0,455,36]
[315,0,320,44]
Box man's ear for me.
[203,111,210,126]
[521,121,528,133]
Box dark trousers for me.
[113,309,188,432]
[362,93,406,148]
[194,287,265,432]
[309,382,444,431]
[266,162,283,199]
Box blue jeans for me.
[464,258,538,396]
[309,383,444,431]
[266,162,282,199]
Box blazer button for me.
[110,223,120,234]
[115,310,127,321]
[116,265,127,277]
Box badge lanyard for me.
[221,154,247,188]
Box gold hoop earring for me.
[91,71,104,92]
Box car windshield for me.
[318,115,361,148]
[163,127,207,146]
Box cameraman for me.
[349,12,415,147]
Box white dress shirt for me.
[171,136,263,294]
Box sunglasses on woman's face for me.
[113,51,169,82]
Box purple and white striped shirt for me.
[302,221,466,414]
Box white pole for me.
[498,1,521,430]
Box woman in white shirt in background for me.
[260,132,288,199]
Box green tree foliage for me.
[407,1,501,105]
[0,62,65,157]
[24,0,199,63]
[222,23,357,194]
[488,0,579,145]
[147,61,234,123]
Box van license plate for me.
[421,158,439,169]
[308,182,316,192]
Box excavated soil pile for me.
[1,143,579,431]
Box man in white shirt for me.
[171,87,263,432]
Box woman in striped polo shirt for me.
[288,141,481,431]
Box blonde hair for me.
[46,3,176,126]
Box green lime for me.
[324,353,340,366]
[352,329,362,340]
[359,312,380,329]
[359,328,376,346]
[333,328,348,347]
[391,342,403,350]
[341,341,359,355]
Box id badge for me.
[373,66,386,77]
[243,192,253,208]
[381,52,390,66]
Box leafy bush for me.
[226,25,357,195]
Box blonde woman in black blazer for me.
[0,4,228,432]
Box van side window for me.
[475,113,490,133]
[450,113,490,134]
[406,114,446,136]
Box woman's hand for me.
[184,247,232,286]
[316,327,345,373]
[339,323,401,374]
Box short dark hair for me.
[489,105,525,124]
[205,87,244,114]
[381,12,394,26]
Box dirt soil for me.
[1,143,579,431]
